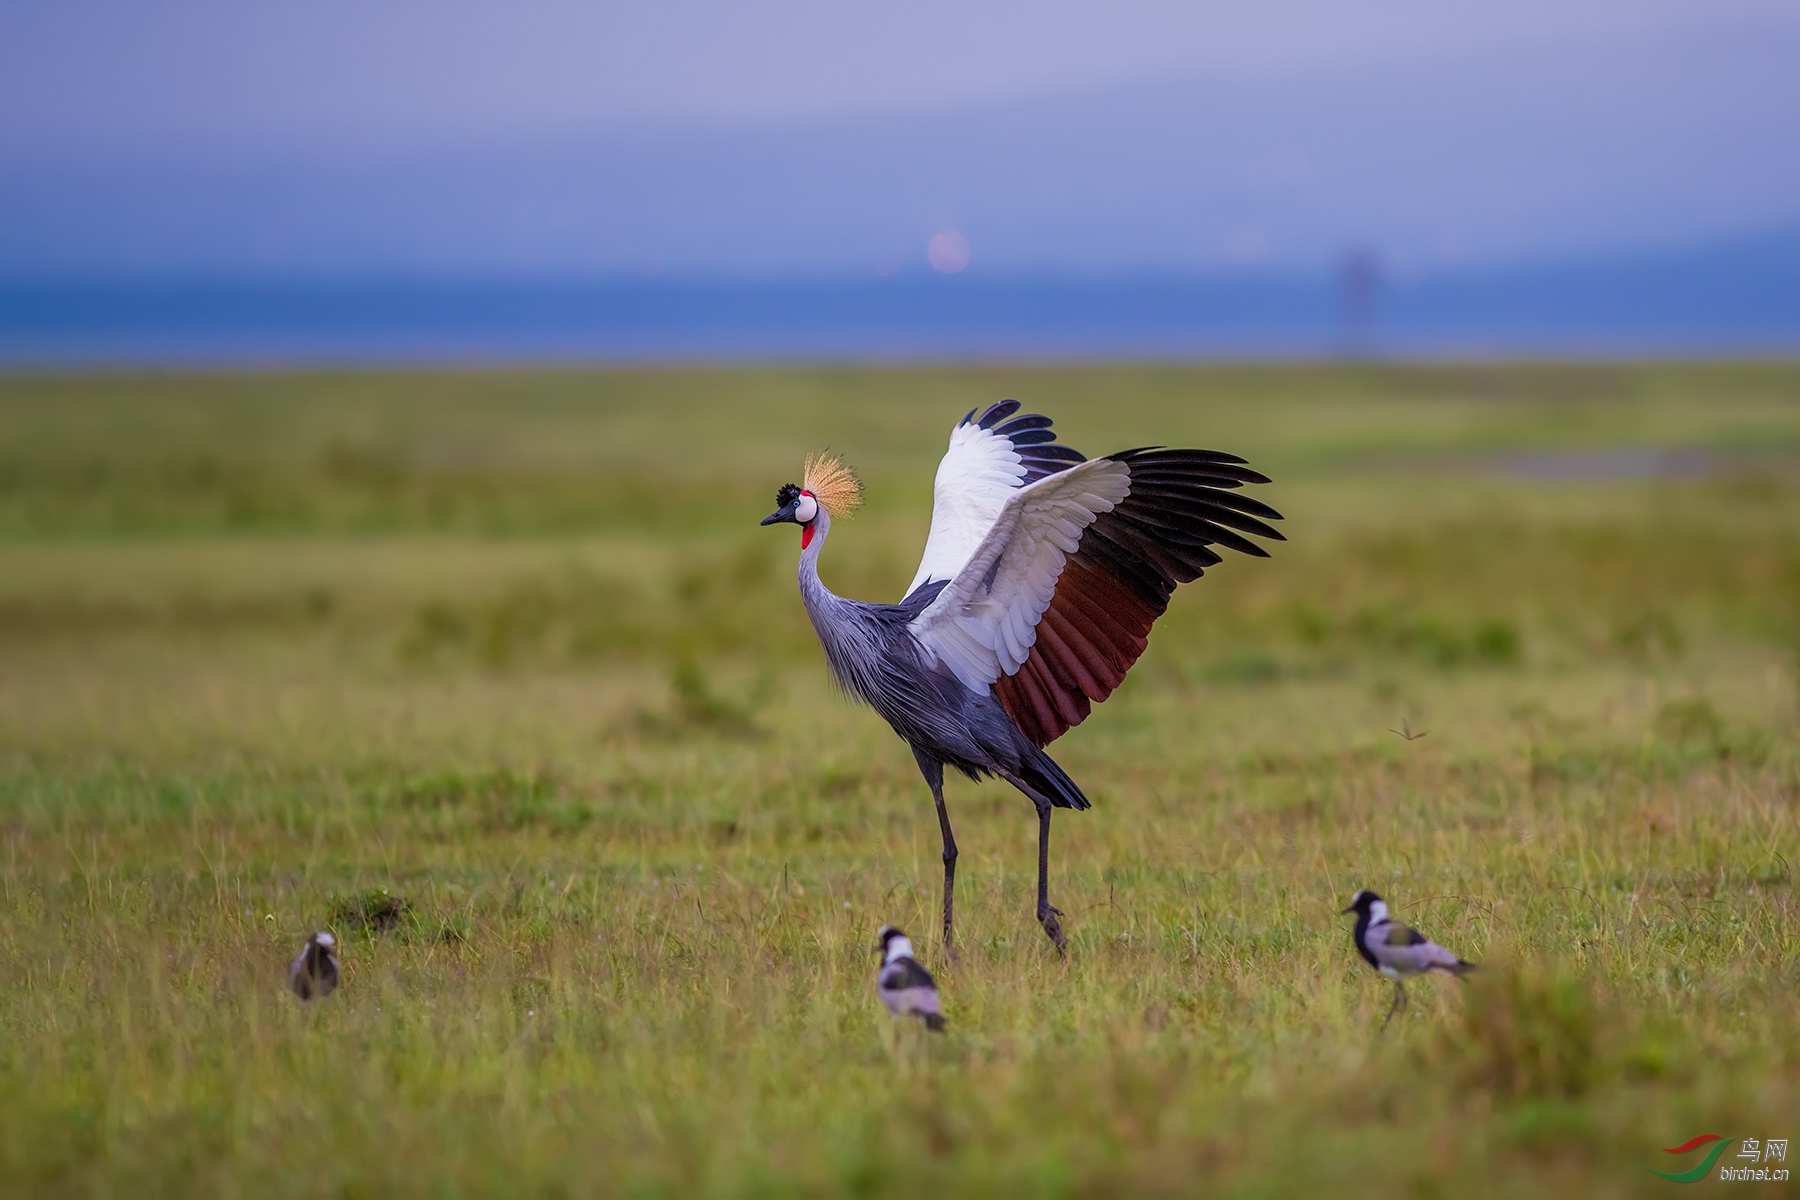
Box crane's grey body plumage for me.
[766,400,1282,956]
[798,542,1084,809]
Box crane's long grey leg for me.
[1036,803,1067,956]
[997,770,1068,957]
[912,749,959,960]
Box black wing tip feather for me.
[1112,447,1268,481]
[1102,447,1287,562]
[962,399,1089,481]
[1116,449,1284,522]
[976,399,1022,428]
[1144,447,1252,467]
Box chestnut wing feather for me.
[994,449,1283,746]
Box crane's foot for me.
[1038,904,1067,958]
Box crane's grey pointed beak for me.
[761,502,799,526]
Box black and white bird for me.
[1341,890,1475,1030]
[288,930,340,1001]
[876,925,946,1032]
[763,401,1282,955]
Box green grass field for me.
[1,364,1797,1197]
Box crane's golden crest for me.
[802,452,863,518]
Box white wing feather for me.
[904,419,1032,597]
[908,458,1132,693]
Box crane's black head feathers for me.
[762,482,806,526]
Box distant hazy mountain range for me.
[3,226,1796,363]
[2,13,1795,361]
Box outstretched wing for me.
[909,457,1132,694]
[909,447,1283,746]
[904,400,1086,599]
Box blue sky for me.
[3,1,1798,280]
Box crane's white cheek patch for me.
[794,493,818,523]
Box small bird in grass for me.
[288,931,340,1001]
[1341,890,1474,1030]
[876,925,946,1032]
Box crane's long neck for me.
[795,509,876,701]
[797,507,844,625]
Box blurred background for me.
[3,0,1799,362]
[2,10,1798,1191]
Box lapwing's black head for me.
[876,925,907,957]
[1341,890,1382,916]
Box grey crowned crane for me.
[761,400,1283,956]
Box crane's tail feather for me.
[1021,746,1091,811]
